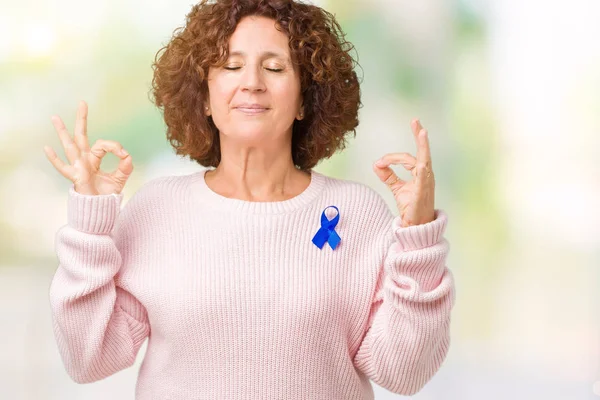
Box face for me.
[205,16,304,144]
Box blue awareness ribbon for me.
[312,205,341,250]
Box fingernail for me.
[121,149,129,156]
[375,159,384,166]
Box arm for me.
[49,184,150,384]
[353,209,455,396]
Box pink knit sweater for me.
[49,168,455,399]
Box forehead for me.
[228,16,290,56]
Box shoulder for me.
[124,172,197,204]
[117,172,197,221]
[319,172,391,210]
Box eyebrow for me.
[228,50,290,62]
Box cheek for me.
[272,81,302,111]
[208,79,236,109]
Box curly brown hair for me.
[150,0,362,171]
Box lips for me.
[235,104,269,114]
[236,107,268,111]
[236,104,268,109]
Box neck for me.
[205,147,310,202]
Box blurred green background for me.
[1,0,599,398]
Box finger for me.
[109,154,134,182]
[74,100,91,152]
[417,128,432,166]
[410,118,423,137]
[375,152,417,171]
[89,139,129,169]
[415,161,434,185]
[372,161,407,189]
[411,118,423,140]
[411,118,432,166]
[51,115,80,164]
[90,139,128,158]
[43,145,74,181]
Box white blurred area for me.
[1,0,598,399]
[489,0,600,247]
[487,0,600,388]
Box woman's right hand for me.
[44,100,133,196]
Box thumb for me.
[109,154,134,183]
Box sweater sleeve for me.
[48,184,150,384]
[353,208,455,396]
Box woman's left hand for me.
[373,118,436,227]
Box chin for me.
[224,128,272,143]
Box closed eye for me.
[223,67,283,72]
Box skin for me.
[204,15,437,225]
[44,100,132,196]
[43,16,436,226]
[373,118,436,227]
[203,15,308,202]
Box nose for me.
[240,65,266,92]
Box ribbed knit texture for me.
[49,168,455,400]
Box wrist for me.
[74,183,99,196]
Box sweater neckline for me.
[192,168,326,214]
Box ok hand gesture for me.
[373,118,436,227]
[43,101,133,195]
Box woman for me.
[44,0,454,399]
